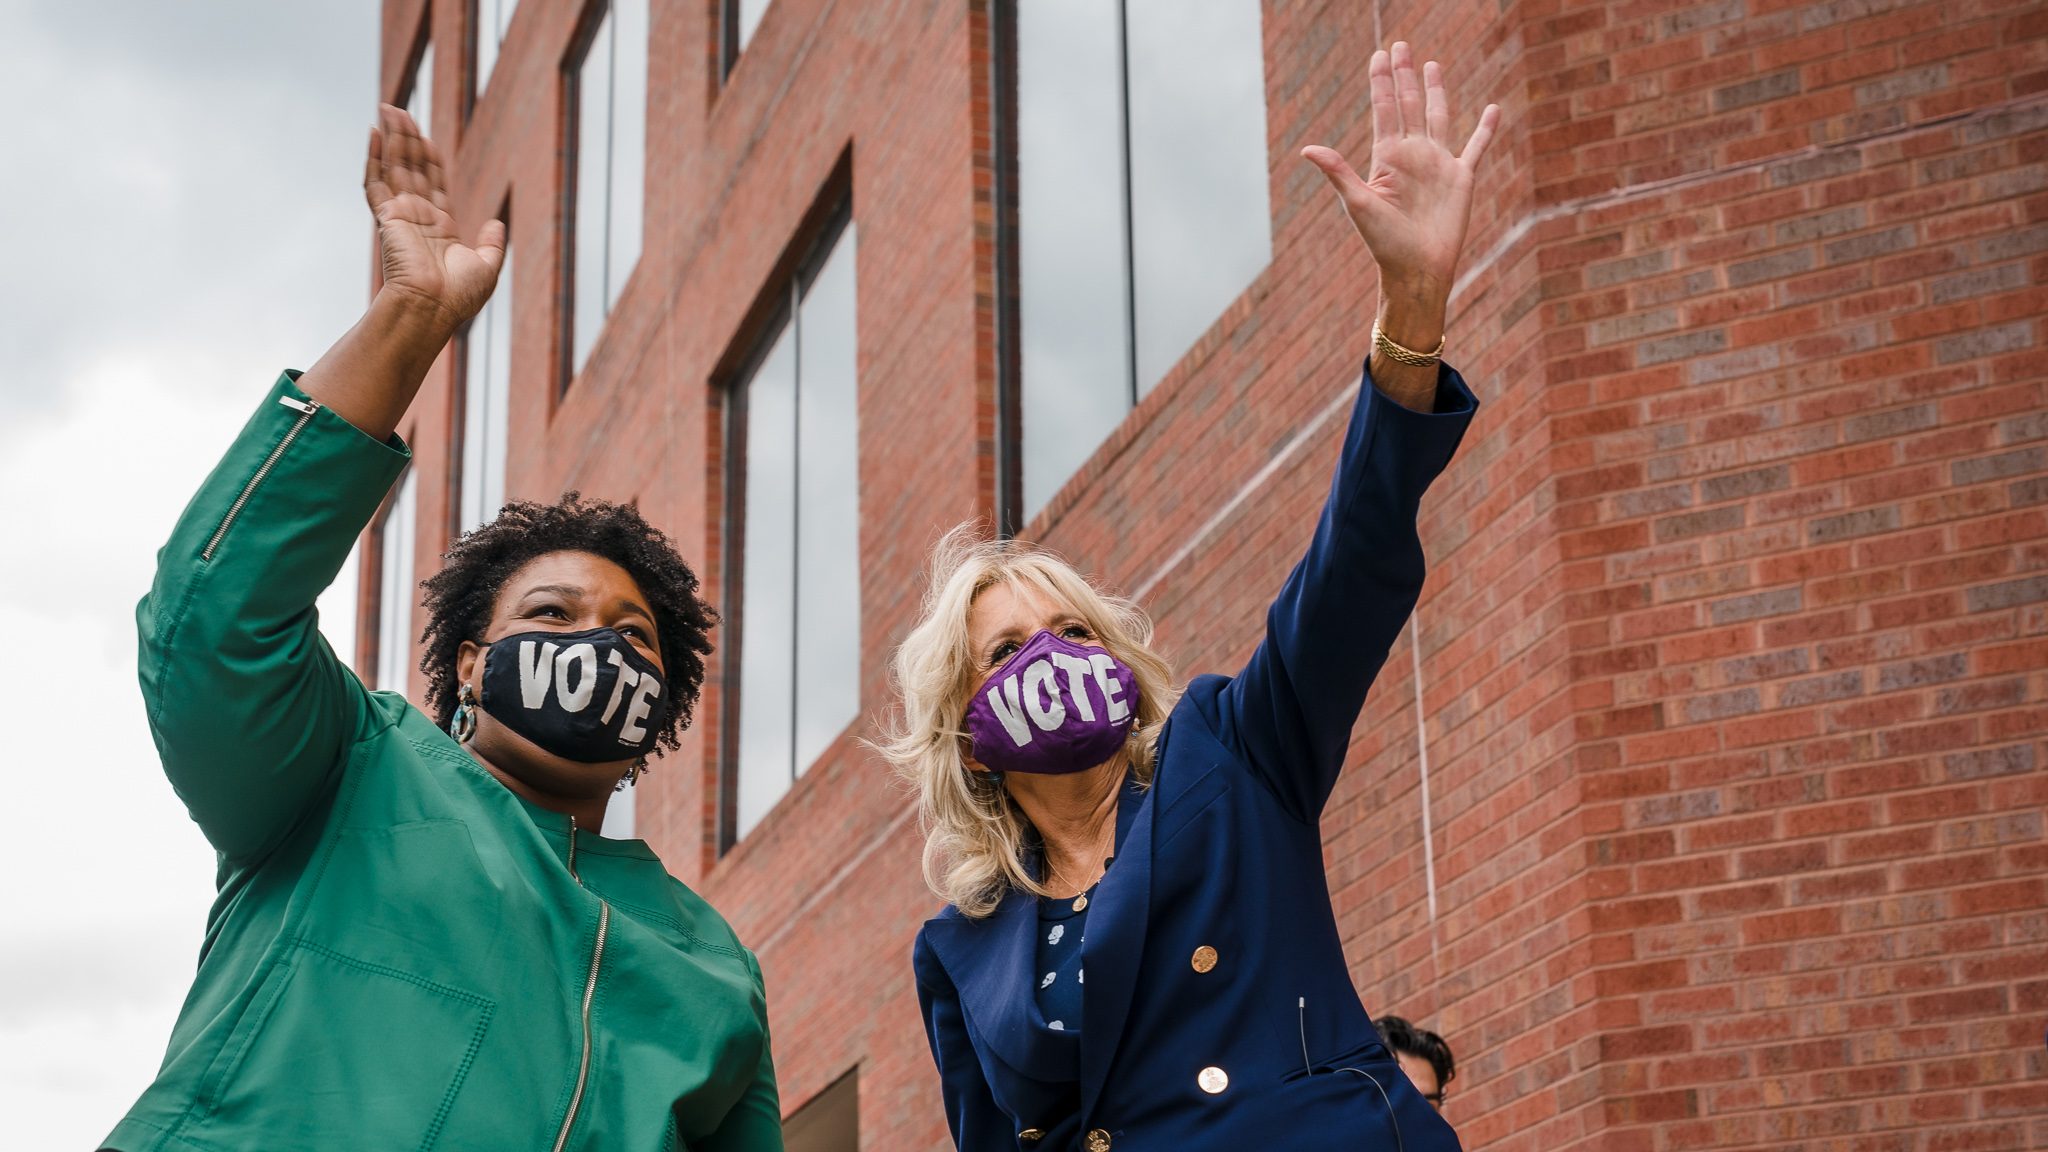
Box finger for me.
[1424,60,1451,144]
[387,101,422,141]
[379,104,421,195]
[377,104,410,195]
[1300,145,1373,206]
[364,125,392,210]
[1392,42,1424,136]
[389,110,430,202]
[1368,50,1397,146]
[419,135,452,214]
[1459,103,1502,169]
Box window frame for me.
[716,192,856,854]
[717,0,773,81]
[401,10,434,135]
[467,0,520,118]
[989,0,1023,535]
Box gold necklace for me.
[1048,849,1112,911]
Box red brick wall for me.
[371,0,2047,1147]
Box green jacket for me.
[112,373,782,1152]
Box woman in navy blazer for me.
[883,44,1500,1151]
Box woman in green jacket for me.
[108,106,781,1152]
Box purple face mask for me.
[963,630,1141,775]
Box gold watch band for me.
[1372,321,1445,367]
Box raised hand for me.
[365,104,506,328]
[1301,43,1500,311]
[295,106,507,441]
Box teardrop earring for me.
[449,682,478,745]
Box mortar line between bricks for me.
[751,803,918,958]
[1448,90,2048,306]
[1137,91,2048,605]
[1131,378,1360,602]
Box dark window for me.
[783,1068,857,1152]
[719,0,774,79]
[402,5,434,135]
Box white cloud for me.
[0,2,379,1144]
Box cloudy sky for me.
[0,2,380,1142]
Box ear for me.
[957,734,988,773]
[456,639,485,690]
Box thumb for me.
[1302,145,1398,240]
[1301,145,1372,204]
[474,219,508,277]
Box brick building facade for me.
[365,0,2048,1147]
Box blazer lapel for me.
[1078,772,1155,1119]
[921,889,1076,1085]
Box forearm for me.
[1367,275,1448,413]
[1211,363,1476,820]
[141,372,410,860]
[296,289,458,441]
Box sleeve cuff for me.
[1362,360,1478,419]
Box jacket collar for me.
[921,877,1076,1084]
[920,771,1157,1106]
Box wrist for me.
[1375,293,1448,353]
[369,285,462,351]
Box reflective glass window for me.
[460,246,512,533]
[568,0,649,378]
[1010,0,1270,518]
[377,470,419,695]
[732,222,859,842]
[407,40,434,133]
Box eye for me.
[619,624,650,641]
[528,604,568,620]
[989,640,1020,665]
[1061,623,1093,641]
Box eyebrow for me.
[518,585,655,624]
[980,615,1082,650]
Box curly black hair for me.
[418,492,717,767]
[1377,1015,1455,1091]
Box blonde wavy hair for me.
[878,525,1181,918]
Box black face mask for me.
[478,627,667,763]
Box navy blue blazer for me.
[914,364,1477,1152]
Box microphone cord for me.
[1298,997,1406,1152]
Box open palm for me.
[1302,44,1500,299]
[365,104,505,327]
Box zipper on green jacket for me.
[552,821,611,1152]
[202,395,321,561]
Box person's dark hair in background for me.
[1379,1015,1456,1110]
